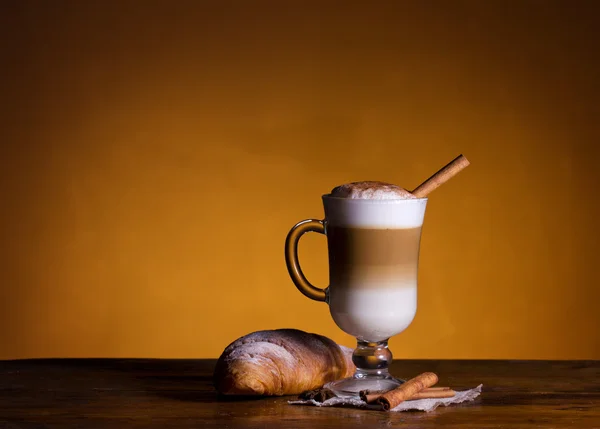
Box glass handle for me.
[284,219,328,302]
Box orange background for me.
[1,1,598,360]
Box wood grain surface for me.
[0,359,598,428]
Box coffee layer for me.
[327,226,422,290]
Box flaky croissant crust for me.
[213,329,355,396]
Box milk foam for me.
[324,181,426,229]
[329,287,417,342]
[330,181,415,200]
[323,196,427,229]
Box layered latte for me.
[323,181,427,342]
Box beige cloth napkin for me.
[289,384,482,412]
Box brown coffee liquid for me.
[326,226,422,289]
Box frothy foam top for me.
[323,196,427,229]
[330,181,416,200]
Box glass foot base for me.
[324,374,404,398]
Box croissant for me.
[213,328,355,396]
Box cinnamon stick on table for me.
[361,372,440,411]
[360,386,454,404]
[422,387,452,392]
[409,389,456,400]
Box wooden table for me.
[0,359,598,428]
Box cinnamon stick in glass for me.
[411,154,470,198]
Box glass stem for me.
[352,339,393,378]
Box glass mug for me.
[285,194,427,396]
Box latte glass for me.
[285,195,427,396]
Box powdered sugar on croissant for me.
[213,329,355,396]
